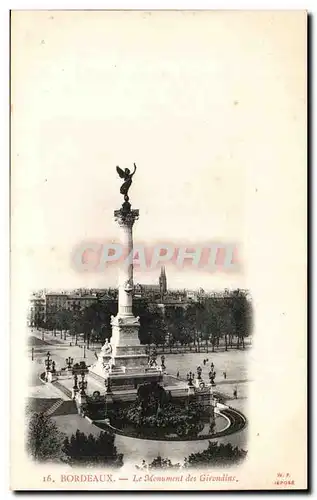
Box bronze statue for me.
[116,163,137,202]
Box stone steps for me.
[52,380,72,399]
[44,398,64,416]
[88,370,107,386]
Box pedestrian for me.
[223,371,227,380]
[210,362,214,370]
[233,387,238,399]
[177,371,180,379]
[203,359,206,366]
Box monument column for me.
[111,204,142,351]
[89,164,163,386]
[114,208,139,317]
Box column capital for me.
[114,207,139,228]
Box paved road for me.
[26,327,249,459]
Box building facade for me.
[134,266,168,299]
[29,295,45,326]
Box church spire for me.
[159,266,167,297]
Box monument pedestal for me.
[110,314,148,367]
[89,366,163,391]
[88,315,162,389]
[88,291,163,390]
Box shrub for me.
[27,412,65,463]
[186,441,247,467]
[63,430,123,467]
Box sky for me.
[11,10,305,292]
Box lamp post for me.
[66,357,74,370]
[187,371,194,387]
[209,370,216,386]
[187,371,195,399]
[209,391,216,433]
[161,355,166,371]
[45,352,52,371]
[79,371,87,396]
[105,377,112,394]
[83,344,86,359]
[71,373,79,400]
[31,348,34,361]
[148,349,157,368]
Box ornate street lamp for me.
[148,350,157,368]
[78,371,87,396]
[209,370,216,386]
[161,355,166,370]
[66,357,74,370]
[187,371,194,386]
[73,373,79,391]
[105,377,112,394]
[45,352,52,371]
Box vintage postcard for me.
[10,10,307,491]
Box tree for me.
[82,300,117,347]
[63,430,123,467]
[136,382,168,416]
[133,300,167,347]
[69,304,83,345]
[182,305,195,351]
[27,412,65,462]
[165,307,190,349]
[184,302,205,352]
[148,306,167,347]
[231,289,252,348]
[133,298,152,345]
[46,308,59,336]
[139,442,247,469]
[55,309,72,339]
[33,312,45,330]
[123,389,204,439]
[146,456,181,469]
[200,299,221,353]
[186,441,247,467]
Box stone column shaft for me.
[114,208,139,317]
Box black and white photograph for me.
[10,10,307,490]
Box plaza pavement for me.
[26,328,249,461]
